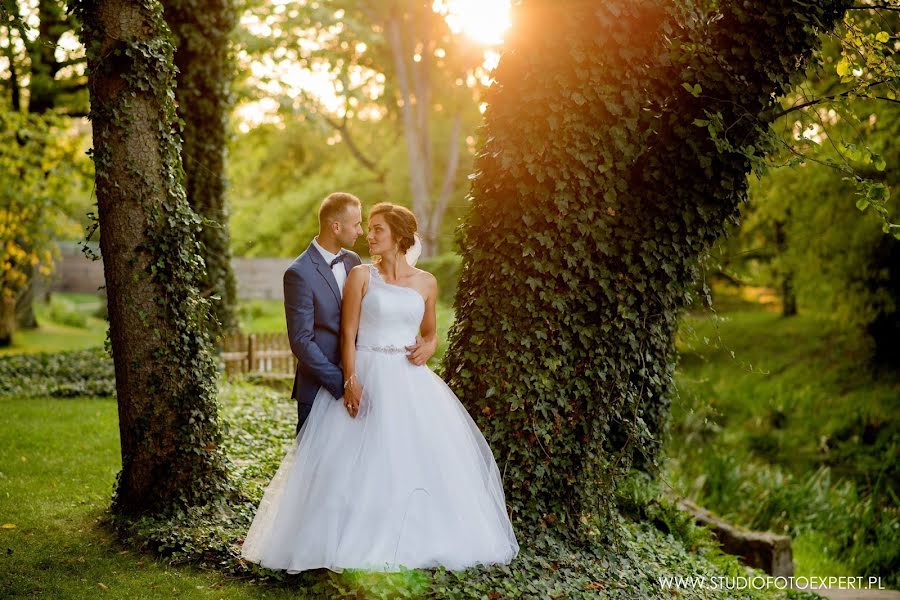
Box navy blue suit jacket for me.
[284,242,362,433]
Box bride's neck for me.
[378,253,407,279]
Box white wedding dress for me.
[240,265,519,573]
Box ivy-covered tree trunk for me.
[71,0,229,515]
[164,0,238,335]
[444,0,850,535]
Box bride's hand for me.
[344,380,364,418]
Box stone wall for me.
[48,250,295,301]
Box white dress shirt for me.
[312,237,347,295]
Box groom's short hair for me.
[319,192,361,227]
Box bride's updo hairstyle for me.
[369,203,418,254]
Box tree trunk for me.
[0,296,14,347]
[3,19,21,112]
[165,0,238,335]
[425,110,463,257]
[14,266,38,329]
[443,0,849,536]
[387,11,433,251]
[28,0,69,114]
[72,0,229,516]
[781,275,798,317]
[868,235,900,366]
[773,219,797,317]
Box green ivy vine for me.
[444,0,852,538]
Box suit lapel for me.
[308,242,342,305]
[342,254,356,277]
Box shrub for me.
[47,295,89,329]
[0,348,115,397]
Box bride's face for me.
[366,214,398,256]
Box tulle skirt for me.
[240,349,519,573]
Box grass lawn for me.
[0,396,304,599]
[0,294,107,356]
[673,307,897,478]
[668,306,899,582]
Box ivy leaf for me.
[681,82,702,97]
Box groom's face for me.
[335,205,364,248]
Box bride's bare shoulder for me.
[412,266,435,279]
[347,264,371,283]
[412,268,438,290]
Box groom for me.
[284,192,364,433]
[285,192,438,433]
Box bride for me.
[240,202,519,573]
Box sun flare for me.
[438,0,511,46]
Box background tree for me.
[227,117,390,257]
[443,0,854,535]
[742,100,899,363]
[0,112,85,346]
[164,0,239,335]
[716,6,898,361]
[235,0,491,256]
[1,1,89,330]
[69,0,229,515]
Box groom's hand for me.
[405,335,436,366]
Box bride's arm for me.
[341,266,368,408]
[413,273,439,365]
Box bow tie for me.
[329,253,348,268]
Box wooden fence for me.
[221,333,296,378]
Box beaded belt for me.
[356,344,408,354]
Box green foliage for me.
[444,0,851,537]
[817,8,898,231]
[712,5,900,361]
[735,94,900,360]
[232,0,486,255]
[668,307,899,584]
[226,117,474,259]
[46,295,89,329]
[227,120,389,258]
[0,112,89,304]
[0,1,89,115]
[0,347,114,397]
